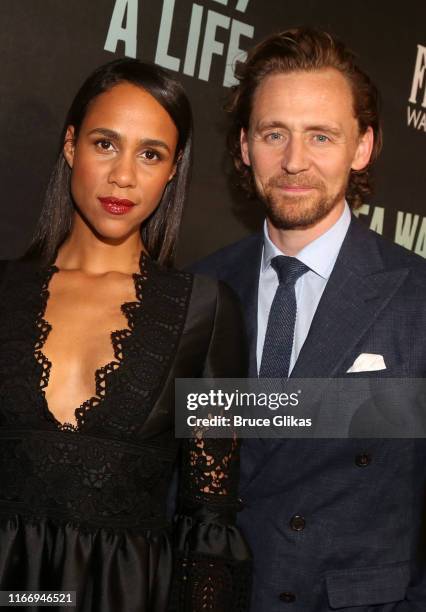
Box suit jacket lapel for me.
[291,217,409,378]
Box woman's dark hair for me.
[27,58,193,266]
[227,27,382,209]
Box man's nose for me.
[108,153,137,188]
[280,136,310,174]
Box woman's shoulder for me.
[191,271,242,311]
[184,270,244,329]
[147,256,242,320]
[147,255,225,299]
[0,257,49,286]
[0,258,35,283]
[0,257,46,273]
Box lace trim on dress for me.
[33,255,148,433]
[25,252,193,437]
[188,436,238,498]
[0,430,178,530]
[173,432,251,609]
[169,550,252,611]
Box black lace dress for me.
[0,255,251,611]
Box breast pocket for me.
[326,562,410,609]
[343,354,408,377]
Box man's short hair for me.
[226,27,383,209]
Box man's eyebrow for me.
[305,124,343,136]
[87,128,171,153]
[254,120,343,136]
[254,120,287,132]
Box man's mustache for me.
[267,175,325,190]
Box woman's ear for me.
[168,151,182,182]
[63,126,76,168]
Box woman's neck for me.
[55,217,144,275]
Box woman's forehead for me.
[81,82,178,144]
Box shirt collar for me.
[262,202,351,280]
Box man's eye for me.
[314,134,330,143]
[265,132,282,142]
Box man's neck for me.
[267,201,346,256]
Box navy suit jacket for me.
[191,216,426,611]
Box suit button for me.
[279,591,296,603]
[355,452,372,467]
[237,497,244,511]
[290,514,306,531]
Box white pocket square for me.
[346,353,386,373]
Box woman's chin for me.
[89,220,142,244]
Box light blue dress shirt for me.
[257,203,351,374]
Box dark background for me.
[0,0,425,265]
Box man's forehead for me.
[254,67,353,94]
[250,68,356,127]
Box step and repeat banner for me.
[0,0,425,264]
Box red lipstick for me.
[98,197,136,215]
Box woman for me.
[0,59,250,611]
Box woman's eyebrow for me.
[87,128,171,153]
[87,127,120,140]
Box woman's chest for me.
[43,273,134,379]
[0,263,196,436]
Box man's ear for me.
[63,126,76,168]
[351,126,374,171]
[240,128,251,166]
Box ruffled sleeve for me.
[169,435,251,611]
[169,281,251,611]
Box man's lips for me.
[280,186,314,190]
[98,197,136,215]
[272,182,320,193]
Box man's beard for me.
[257,173,347,230]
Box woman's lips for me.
[98,197,136,215]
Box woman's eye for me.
[141,149,160,161]
[95,139,114,151]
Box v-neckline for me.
[34,252,148,433]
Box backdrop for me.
[1,0,425,266]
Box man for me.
[191,28,426,611]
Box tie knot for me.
[271,255,309,286]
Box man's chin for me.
[264,193,343,231]
[266,204,330,231]
[268,213,324,231]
